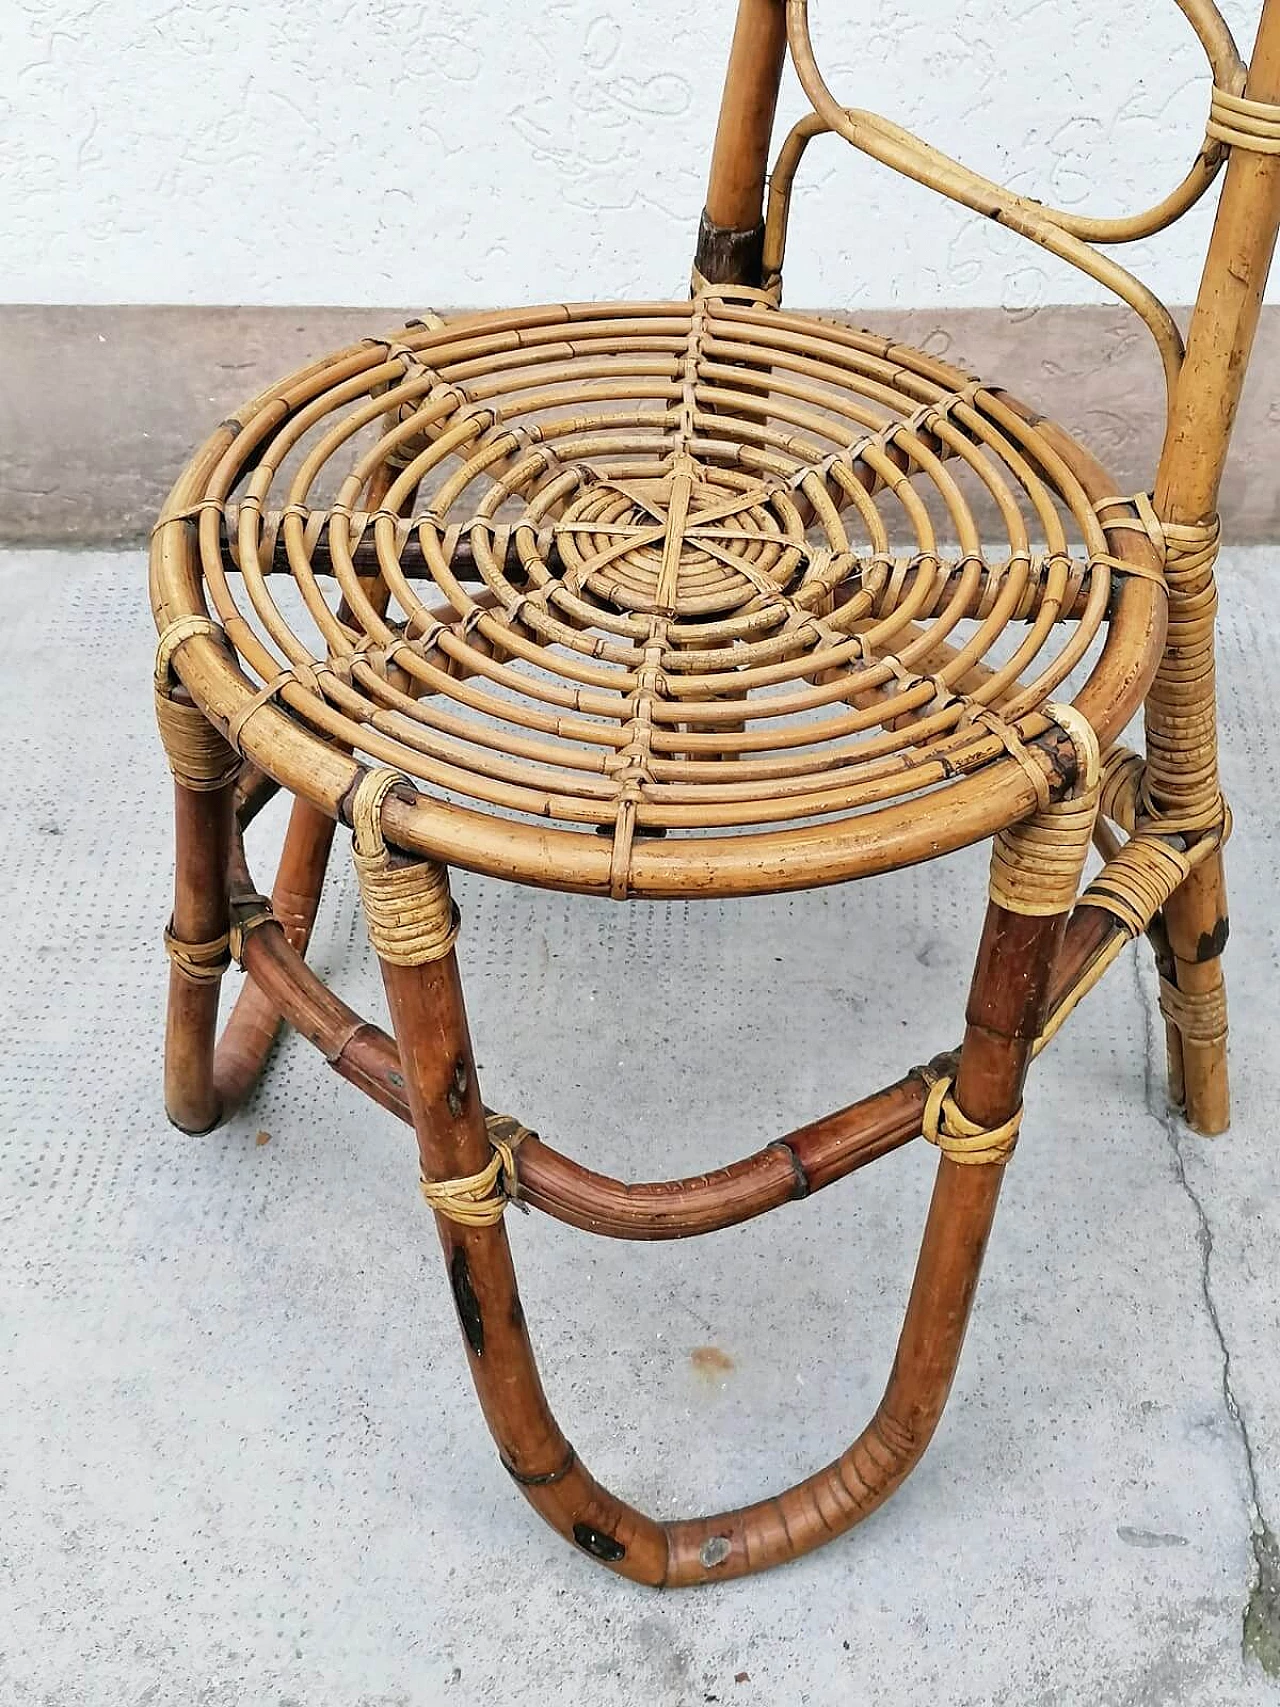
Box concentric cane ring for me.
[152,295,1165,897]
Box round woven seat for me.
[152,293,1164,898]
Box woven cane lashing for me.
[351,769,459,966]
[154,617,239,791]
[168,299,1163,896]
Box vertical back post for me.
[694,0,788,286]
[1145,0,1280,1134]
[1156,0,1280,517]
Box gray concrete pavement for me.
[2,548,1278,1705]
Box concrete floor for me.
[3,547,1279,1706]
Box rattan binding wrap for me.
[1081,837,1194,938]
[1158,976,1229,1046]
[351,769,459,966]
[154,617,239,792]
[921,1074,1022,1166]
[419,1113,532,1227]
[163,922,231,984]
[1141,516,1226,836]
[988,703,1101,916]
[1207,87,1280,152]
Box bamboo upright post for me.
[695,0,787,285]
[1150,0,1280,1134]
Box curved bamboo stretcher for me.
[150,0,1280,1584]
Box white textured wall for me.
[2,0,1266,308]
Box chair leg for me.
[215,796,337,1112]
[355,721,1098,1584]
[163,778,236,1132]
[155,625,240,1134]
[1159,851,1230,1135]
[1141,518,1231,1136]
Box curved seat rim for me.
[149,306,1167,900]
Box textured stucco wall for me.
[2,0,1269,308]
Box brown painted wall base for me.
[3,302,1279,546]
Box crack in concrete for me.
[1130,951,1280,1676]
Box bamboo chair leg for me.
[356,724,1097,1585]
[1144,8,1280,1131]
[1158,850,1229,1134]
[155,623,241,1134]
[163,777,235,1132]
[214,796,337,1112]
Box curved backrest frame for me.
[694,0,1280,522]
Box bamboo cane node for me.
[163,921,231,984]
[1208,87,1280,154]
[420,1114,531,1227]
[1158,976,1228,1046]
[921,1075,1021,1166]
[501,1445,577,1487]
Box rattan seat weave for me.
[157,294,1161,898]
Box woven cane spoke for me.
[178,297,1160,879]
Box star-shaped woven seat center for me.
[154,293,1164,898]
[556,466,805,616]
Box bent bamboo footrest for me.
[149,0,1280,1586]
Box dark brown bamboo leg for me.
[154,628,241,1135]
[164,775,235,1132]
[351,769,671,1585]
[380,943,672,1584]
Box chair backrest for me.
[695,0,1280,529]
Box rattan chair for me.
[150,0,1280,1585]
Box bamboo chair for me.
[150,0,1280,1585]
